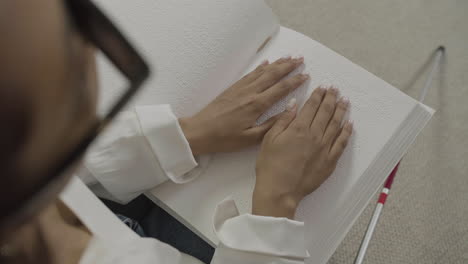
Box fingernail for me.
[347,120,354,130]
[301,73,310,80]
[342,97,350,106]
[330,86,339,94]
[294,56,304,64]
[286,98,297,111]
[261,59,269,65]
[281,55,291,60]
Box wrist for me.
[178,117,207,156]
[252,188,299,219]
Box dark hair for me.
[0,83,33,195]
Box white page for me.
[95,0,278,116]
[148,27,433,262]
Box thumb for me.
[268,98,297,136]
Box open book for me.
[95,1,434,263]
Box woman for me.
[0,0,352,263]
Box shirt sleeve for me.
[67,177,308,264]
[78,104,210,204]
[76,195,309,264]
[210,198,309,264]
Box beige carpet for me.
[266,1,468,263]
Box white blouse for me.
[73,104,309,263]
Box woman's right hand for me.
[253,86,353,219]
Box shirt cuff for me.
[213,198,310,259]
[135,105,210,183]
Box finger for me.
[251,56,304,92]
[259,98,297,139]
[276,55,292,63]
[293,86,327,127]
[236,60,269,87]
[310,87,339,135]
[329,120,353,161]
[257,73,309,111]
[249,111,282,135]
[322,97,350,145]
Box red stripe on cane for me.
[378,192,388,204]
[384,163,400,189]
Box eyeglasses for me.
[0,0,150,234]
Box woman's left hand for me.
[179,56,308,155]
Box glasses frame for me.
[0,0,150,233]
